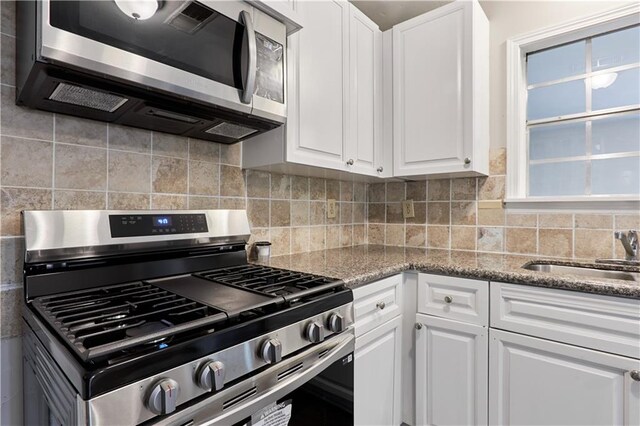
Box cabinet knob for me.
[464,157,471,165]
[346,159,354,166]
[631,370,640,381]
[415,323,423,330]
[377,166,384,173]
[444,296,453,304]
[376,301,386,310]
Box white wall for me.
[480,0,634,150]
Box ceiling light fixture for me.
[115,0,159,20]
[591,72,618,90]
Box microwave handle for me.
[241,10,257,104]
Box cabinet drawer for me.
[352,275,402,337]
[418,274,488,326]
[491,282,640,359]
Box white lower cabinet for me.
[354,315,402,426]
[415,313,488,426]
[489,328,640,426]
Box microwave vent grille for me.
[205,122,258,140]
[49,83,128,113]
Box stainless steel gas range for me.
[21,210,354,425]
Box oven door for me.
[155,332,354,426]
[39,0,285,123]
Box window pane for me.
[527,80,586,121]
[592,113,640,155]
[592,67,640,111]
[529,122,586,160]
[592,25,640,71]
[529,161,586,196]
[527,41,586,85]
[592,157,640,195]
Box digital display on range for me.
[153,216,172,227]
[109,214,208,237]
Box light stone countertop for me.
[254,245,640,299]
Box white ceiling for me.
[350,1,453,31]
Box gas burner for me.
[125,320,174,344]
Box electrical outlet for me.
[327,199,337,219]
[402,200,415,218]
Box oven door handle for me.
[156,331,355,426]
[240,10,257,105]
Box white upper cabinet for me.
[392,0,489,178]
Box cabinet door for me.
[347,5,383,177]
[355,315,402,426]
[415,314,488,426]
[286,0,349,170]
[490,329,640,426]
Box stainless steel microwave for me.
[16,0,287,143]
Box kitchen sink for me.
[522,262,640,282]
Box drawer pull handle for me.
[444,296,453,304]
[376,301,386,310]
[631,370,640,381]
[415,323,423,330]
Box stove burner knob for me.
[305,321,325,343]
[197,360,226,392]
[260,338,282,364]
[328,313,345,333]
[147,378,180,415]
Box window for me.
[506,5,640,207]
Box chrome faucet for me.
[615,230,639,261]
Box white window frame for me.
[505,4,640,210]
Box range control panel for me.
[109,214,208,238]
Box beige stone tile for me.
[151,194,187,209]
[614,239,628,260]
[1,188,51,235]
[427,226,450,249]
[54,190,105,210]
[1,287,23,338]
[340,202,353,224]
[368,224,385,245]
[451,226,476,251]
[1,0,16,36]
[108,192,150,209]
[368,203,385,223]
[189,160,219,196]
[56,115,107,148]
[406,181,426,202]
[1,34,15,86]
[309,178,325,200]
[327,226,341,249]
[109,124,151,153]
[451,201,476,226]
[220,143,241,166]
[506,213,537,227]
[407,202,427,225]
[291,227,310,254]
[326,180,340,200]
[310,202,325,226]
[575,229,613,259]
[219,166,245,197]
[2,86,53,140]
[109,151,150,193]
[291,176,310,200]
[270,227,291,256]
[152,156,187,194]
[478,176,505,200]
[539,229,573,258]
[505,227,537,254]
[406,225,426,248]
[615,214,640,230]
[1,237,23,285]
[341,225,353,246]
[1,136,52,187]
[353,182,366,202]
[55,144,107,190]
[386,182,405,202]
[270,200,290,227]
[367,183,385,203]
[152,133,188,158]
[353,224,366,245]
[353,203,365,224]
[489,147,507,175]
[188,196,218,210]
[189,139,220,162]
[451,178,476,200]
[291,201,310,226]
[248,199,269,228]
[246,170,270,198]
[428,180,450,201]
[574,214,613,229]
[386,203,403,224]
[219,197,246,209]
[386,224,405,246]
[340,181,354,202]
[271,174,290,199]
[478,208,505,226]
[477,227,504,252]
[310,226,326,251]
[538,213,573,228]
[427,202,450,225]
